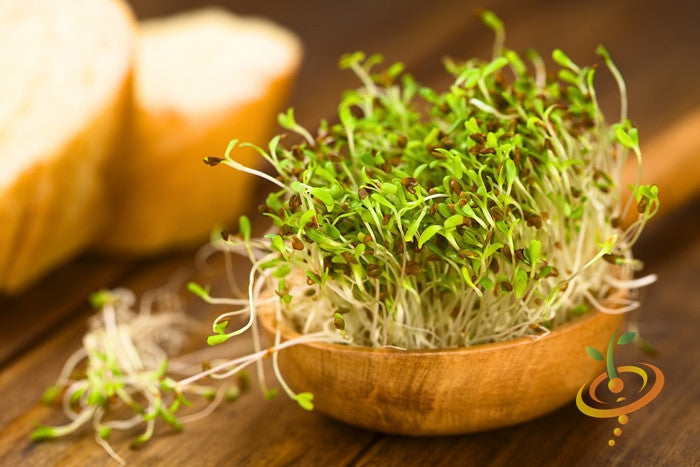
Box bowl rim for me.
[258,286,626,357]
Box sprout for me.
[31,288,244,465]
[210,11,657,350]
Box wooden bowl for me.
[259,308,624,435]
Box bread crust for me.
[100,73,297,253]
[97,13,301,254]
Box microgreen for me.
[32,289,245,465]
[208,11,657,350]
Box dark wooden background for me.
[1,0,699,465]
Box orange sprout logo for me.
[576,330,664,447]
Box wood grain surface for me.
[1,0,699,465]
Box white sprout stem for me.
[177,385,229,424]
[250,276,271,394]
[222,248,244,297]
[271,320,298,400]
[56,347,88,384]
[617,148,643,222]
[94,433,126,466]
[347,128,356,156]
[209,355,265,381]
[469,98,514,120]
[104,415,142,430]
[223,159,290,192]
[584,289,639,314]
[140,419,156,446]
[606,59,628,122]
[292,124,316,146]
[220,257,269,340]
[605,273,658,290]
[92,408,126,466]
[530,52,546,89]
[478,79,494,105]
[572,211,588,272]
[63,381,89,420]
[117,326,144,373]
[421,193,450,203]
[568,237,615,284]
[211,296,276,324]
[48,407,95,437]
[351,62,378,96]
[103,303,141,373]
[175,332,329,389]
[202,296,252,306]
[491,25,505,60]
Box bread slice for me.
[97,8,302,254]
[0,0,134,293]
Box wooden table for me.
[2,0,699,465]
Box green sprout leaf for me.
[504,159,517,186]
[324,223,341,240]
[278,107,298,130]
[239,215,252,241]
[305,270,321,285]
[299,210,316,227]
[601,235,617,254]
[615,126,638,150]
[87,392,106,406]
[31,425,57,442]
[572,304,589,316]
[271,235,286,254]
[311,188,335,211]
[272,263,292,278]
[187,282,210,299]
[88,290,114,310]
[514,268,528,299]
[213,320,229,335]
[333,312,346,331]
[479,276,495,291]
[306,228,327,245]
[130,432,151,449]
[158,407,183,431]
[552,49,579,71]
[99,426,111,440]
[225,388,241,401]
[443,214,464,229]
[418,225,442,248]
[295,392,314,411]
[207,334,231,346]
[479,9,503,32]
[338,51,365,70]
[482,56,509,77]
[41,385,62,404]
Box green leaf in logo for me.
[585,346,604,361]
[617,331,636,345]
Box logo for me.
[576,330,664,447]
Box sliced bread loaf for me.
[0,0,134,293]
[97,8,302,254]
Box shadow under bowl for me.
[259,308,623,435]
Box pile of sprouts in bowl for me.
[34,11,658,462]
[201,12,658,351]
